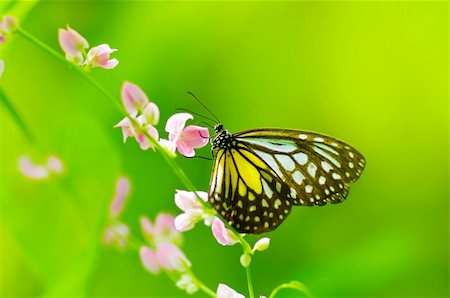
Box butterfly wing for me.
[208,147,292,234]
[234,128,366,206]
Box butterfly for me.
[208,124,366,234]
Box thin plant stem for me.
[246,265,255,298]
[16,26,254,297]
[269,281,313,298]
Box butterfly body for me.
[208,124,365,234]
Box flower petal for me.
[86,44,118,69]
[155,213,180,243]
[18,155,49,180]
[114,117,135,143]
[1,16,19,34]
[174,190,208,212]
[139,246,160,274]
[136,125,159,151]
[217,284,245,298]
[176,274,198,294]
[176,125,210,157]
[0,60,4,78]
[46,155,64,174]
[109,176,131,218]
[140,216,155,242]
[212,217,238,246]
[121,82,149,114]
[156,243,191,272]
[58,26,89,61]
[142,102,160,126]
[174,213,196,232]
[165,113,193,140]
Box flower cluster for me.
[103,176,132,249]
[18,155,64,180]
[58,26,118,69]
[0,15,18,44]
[138,214,198,294]
[114,82,210,157]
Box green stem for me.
[192,275,216,298]
[17,26,255,298]
[246,265,255,298]
[269,281,313,298]
[0,87,36,144]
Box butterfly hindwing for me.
[208,147,292,234]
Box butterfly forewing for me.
[235,129,365,206]
[208,127,366,234]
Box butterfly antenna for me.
[174,108,216,125]
[195,121,214,129]
[187,92,221,123]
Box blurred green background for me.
[0,1,448,297]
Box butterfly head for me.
[211,123,232,150]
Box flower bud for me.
[240,253,252,267]
[252,237,270,252]
[176,274,198,294]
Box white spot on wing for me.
[313,146,341,168]
[307,163,317,177]
[275,154,295,171]
[261,179,273,199]
[293,152,308,165]
[253,150,284,179]
[299,134,308,140]
[321,161,333,172]
[292,170,304,185]
[319,176,326,185]
[238,138,297,153]
[315,142,339,155]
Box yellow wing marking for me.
[231,149,262,194]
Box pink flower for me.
[18,155,64,180]
[109,176,131,218]
[114,116,159,150]
[121,82,159,124]
[140,213,182,245]
[217,284,245,298]
[212,217,239,246]
[165,113,210,157]
[115,83,160,150]
[135,123,159,150]
[174,190,212,232]
[46,155,64,174]
[142,102,159,126]
[58,26,89,65]
[18,156,49,180]
[176,274,198,294]
[156,243,191,272]
[0,16,18,45]
[139,246,160,274]
[103,222,130,249]
[85,44,118,69]
[1,16,19,34]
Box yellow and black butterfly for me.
[208,124,366,234]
